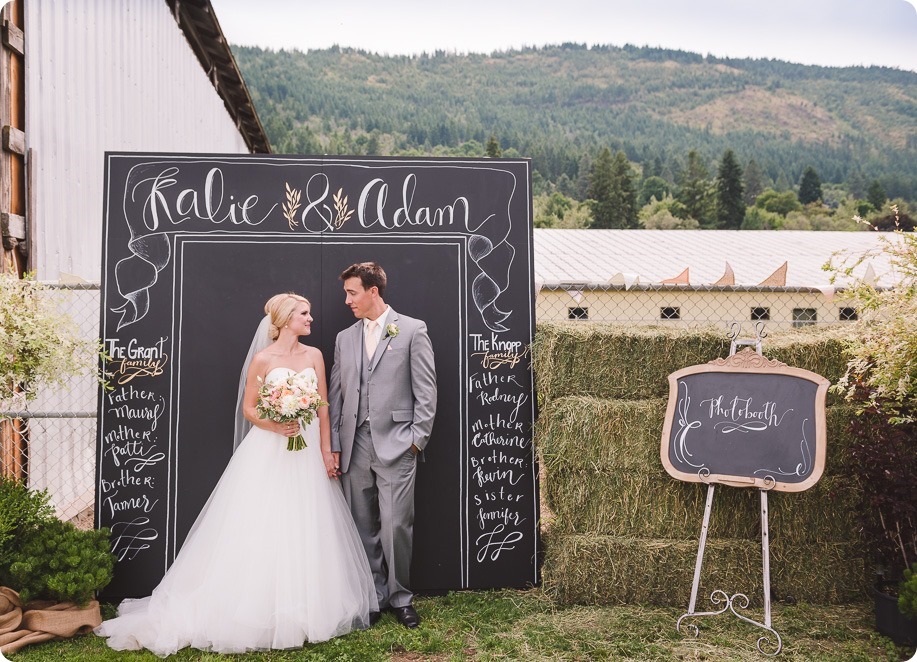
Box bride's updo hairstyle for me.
[264,293,310,340]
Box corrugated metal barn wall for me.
[25,0,250,281]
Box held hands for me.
[322,450,341,480]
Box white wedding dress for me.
[96,368,377,656]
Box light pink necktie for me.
[365,320,379,358]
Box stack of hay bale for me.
[534,323,864,607]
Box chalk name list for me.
[468,332,532,566]
[99,363,166,563]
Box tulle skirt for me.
[95,419,377,656]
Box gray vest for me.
[357,337,372,426]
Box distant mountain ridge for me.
[233,43,917,199]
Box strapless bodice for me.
[265,366,316,382]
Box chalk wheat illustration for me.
[282,182,302,230]
[333,188,354,228]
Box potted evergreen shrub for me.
[847,409,917,646]
[0,477,114,605]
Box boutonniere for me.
[385,323,400,338]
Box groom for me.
[329,262,437,629]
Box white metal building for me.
[534,229,902,330]
[0,0,269,521]
[18,0,269,281]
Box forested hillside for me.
[233,43,917,229]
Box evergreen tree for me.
[612,150,639,228]
[366,132,381,156]
[847,170,868,199]
[798,166,823,204]
[587,149,638,229]
[867,179,887,212]
[743,159,766,206]
[575,153,593,200]
[643,156,663,178]
[588,148,616,228]
[677,150,714,227]
[775,171,791,192]
[485,134,502,158]
[555,173,575,197]
[279,126,322,155]
[639,176,670,206]
[715,149,745,229]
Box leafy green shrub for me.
[6,518,114,605]
[741,205,782,230]
[0,476,55,559]
[828,207,917,423]
[899,563,917,619]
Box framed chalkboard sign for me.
[96,153,539,599]
[660,348,829,492]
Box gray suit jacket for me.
[330,309,437,473]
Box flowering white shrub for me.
[0,272,99,410]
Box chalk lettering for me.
[358,174,469,230]
[132,166,275,232]
[477,508,526,530]
[103,490,159,518]
[109,517,158,562]
[475,524,524,562]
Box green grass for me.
[8,589,915,661]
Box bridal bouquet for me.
[256,371,327,451]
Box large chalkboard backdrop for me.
[96,154,539,600]
[660,348,829,492]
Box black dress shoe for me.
[390,605,420,628]
[368,610,382,626]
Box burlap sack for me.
[0,587,101,655]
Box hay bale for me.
[763,325,852,388]
[532,323,866,608]
[543,534,865,607]
[533,323,852,403]
[544,464,760,539]
[537,397,859,477]
[543,466,860,544]
[537,397,861,541]
[533,323,728,401]
[537,397,667,472]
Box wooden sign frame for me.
[660,348,829,492]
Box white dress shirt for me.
[363,306,391,351]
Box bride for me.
[96,293,378,656]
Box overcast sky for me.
[210,0,917,72]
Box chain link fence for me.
[2,281,853,528]
[1,283,100,529]
[536,283,855,331]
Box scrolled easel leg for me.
[674,485,784,656]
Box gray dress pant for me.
[342,421,416,609]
